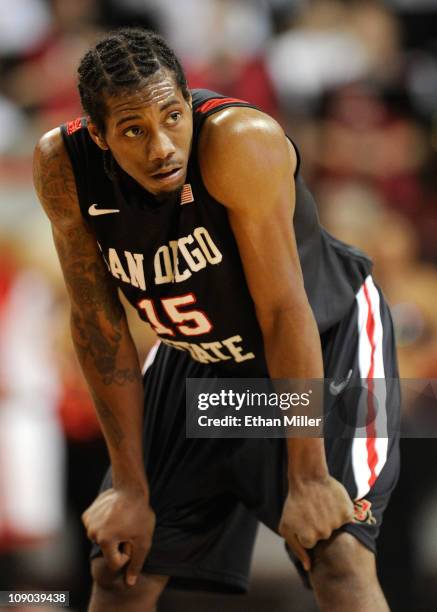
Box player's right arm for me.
[33,128,154,586]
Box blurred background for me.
[0,0,437,610]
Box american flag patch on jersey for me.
[180,183,194,205]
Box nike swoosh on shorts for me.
[329,369,353,396]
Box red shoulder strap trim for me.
[196,97,249,114]
[66,117,83,135]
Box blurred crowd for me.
[0,1,437,610]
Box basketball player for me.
[33,28,400,612]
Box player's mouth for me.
[151,166,184,185]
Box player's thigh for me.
[90,556,168,608]
[228,282,400,533]
[226,437,287,532]
[322,277,400,498]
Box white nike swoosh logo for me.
[88,203,120,216]
[329,369,353,396]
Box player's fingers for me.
[316,527,334,541]
[125,541,148,587]
[121,541,133,569]
[100,540,130,572]
[288,534,311,572]
[81,491,112,526]
[86,528,97,543]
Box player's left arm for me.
[200,108,353,569]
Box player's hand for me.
[278,476,354,572]
[82,487,156,587]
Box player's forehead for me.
[104,71,184,120]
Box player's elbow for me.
[255,290,315,336]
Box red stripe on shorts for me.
[363,281,378,488]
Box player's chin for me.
[156,180,185,194]
[149,180,186,203]
[148,167,186,192]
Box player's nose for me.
[148,130,176,162]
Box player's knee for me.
[90,557,167,606]
[311,532,375,590]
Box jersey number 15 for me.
[138,293,212,337]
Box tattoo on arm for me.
[92,395,125,448]
[35,132,142,389]
[67,256,141,386]
[33,137,78,224]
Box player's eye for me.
[124,126,143,138]
[167,111,182,124]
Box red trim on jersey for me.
[66,117,83,135]
[196,97,249,114]
[363,282,378,488]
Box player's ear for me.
[87,120,109,150]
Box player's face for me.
[91,71,193,197]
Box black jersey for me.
[61,89,372,376]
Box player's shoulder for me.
[33,126,81,227]
[33,125,74,193]
[33,127,67,201]
[35,125,62,153]
[201,105,285,152]
[34,116,88,162]
[199,106,297,196]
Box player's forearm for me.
[260,305,328,482]
[70,307,148,493]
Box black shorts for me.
[91,276,400,593]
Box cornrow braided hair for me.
[77,27,190,135]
